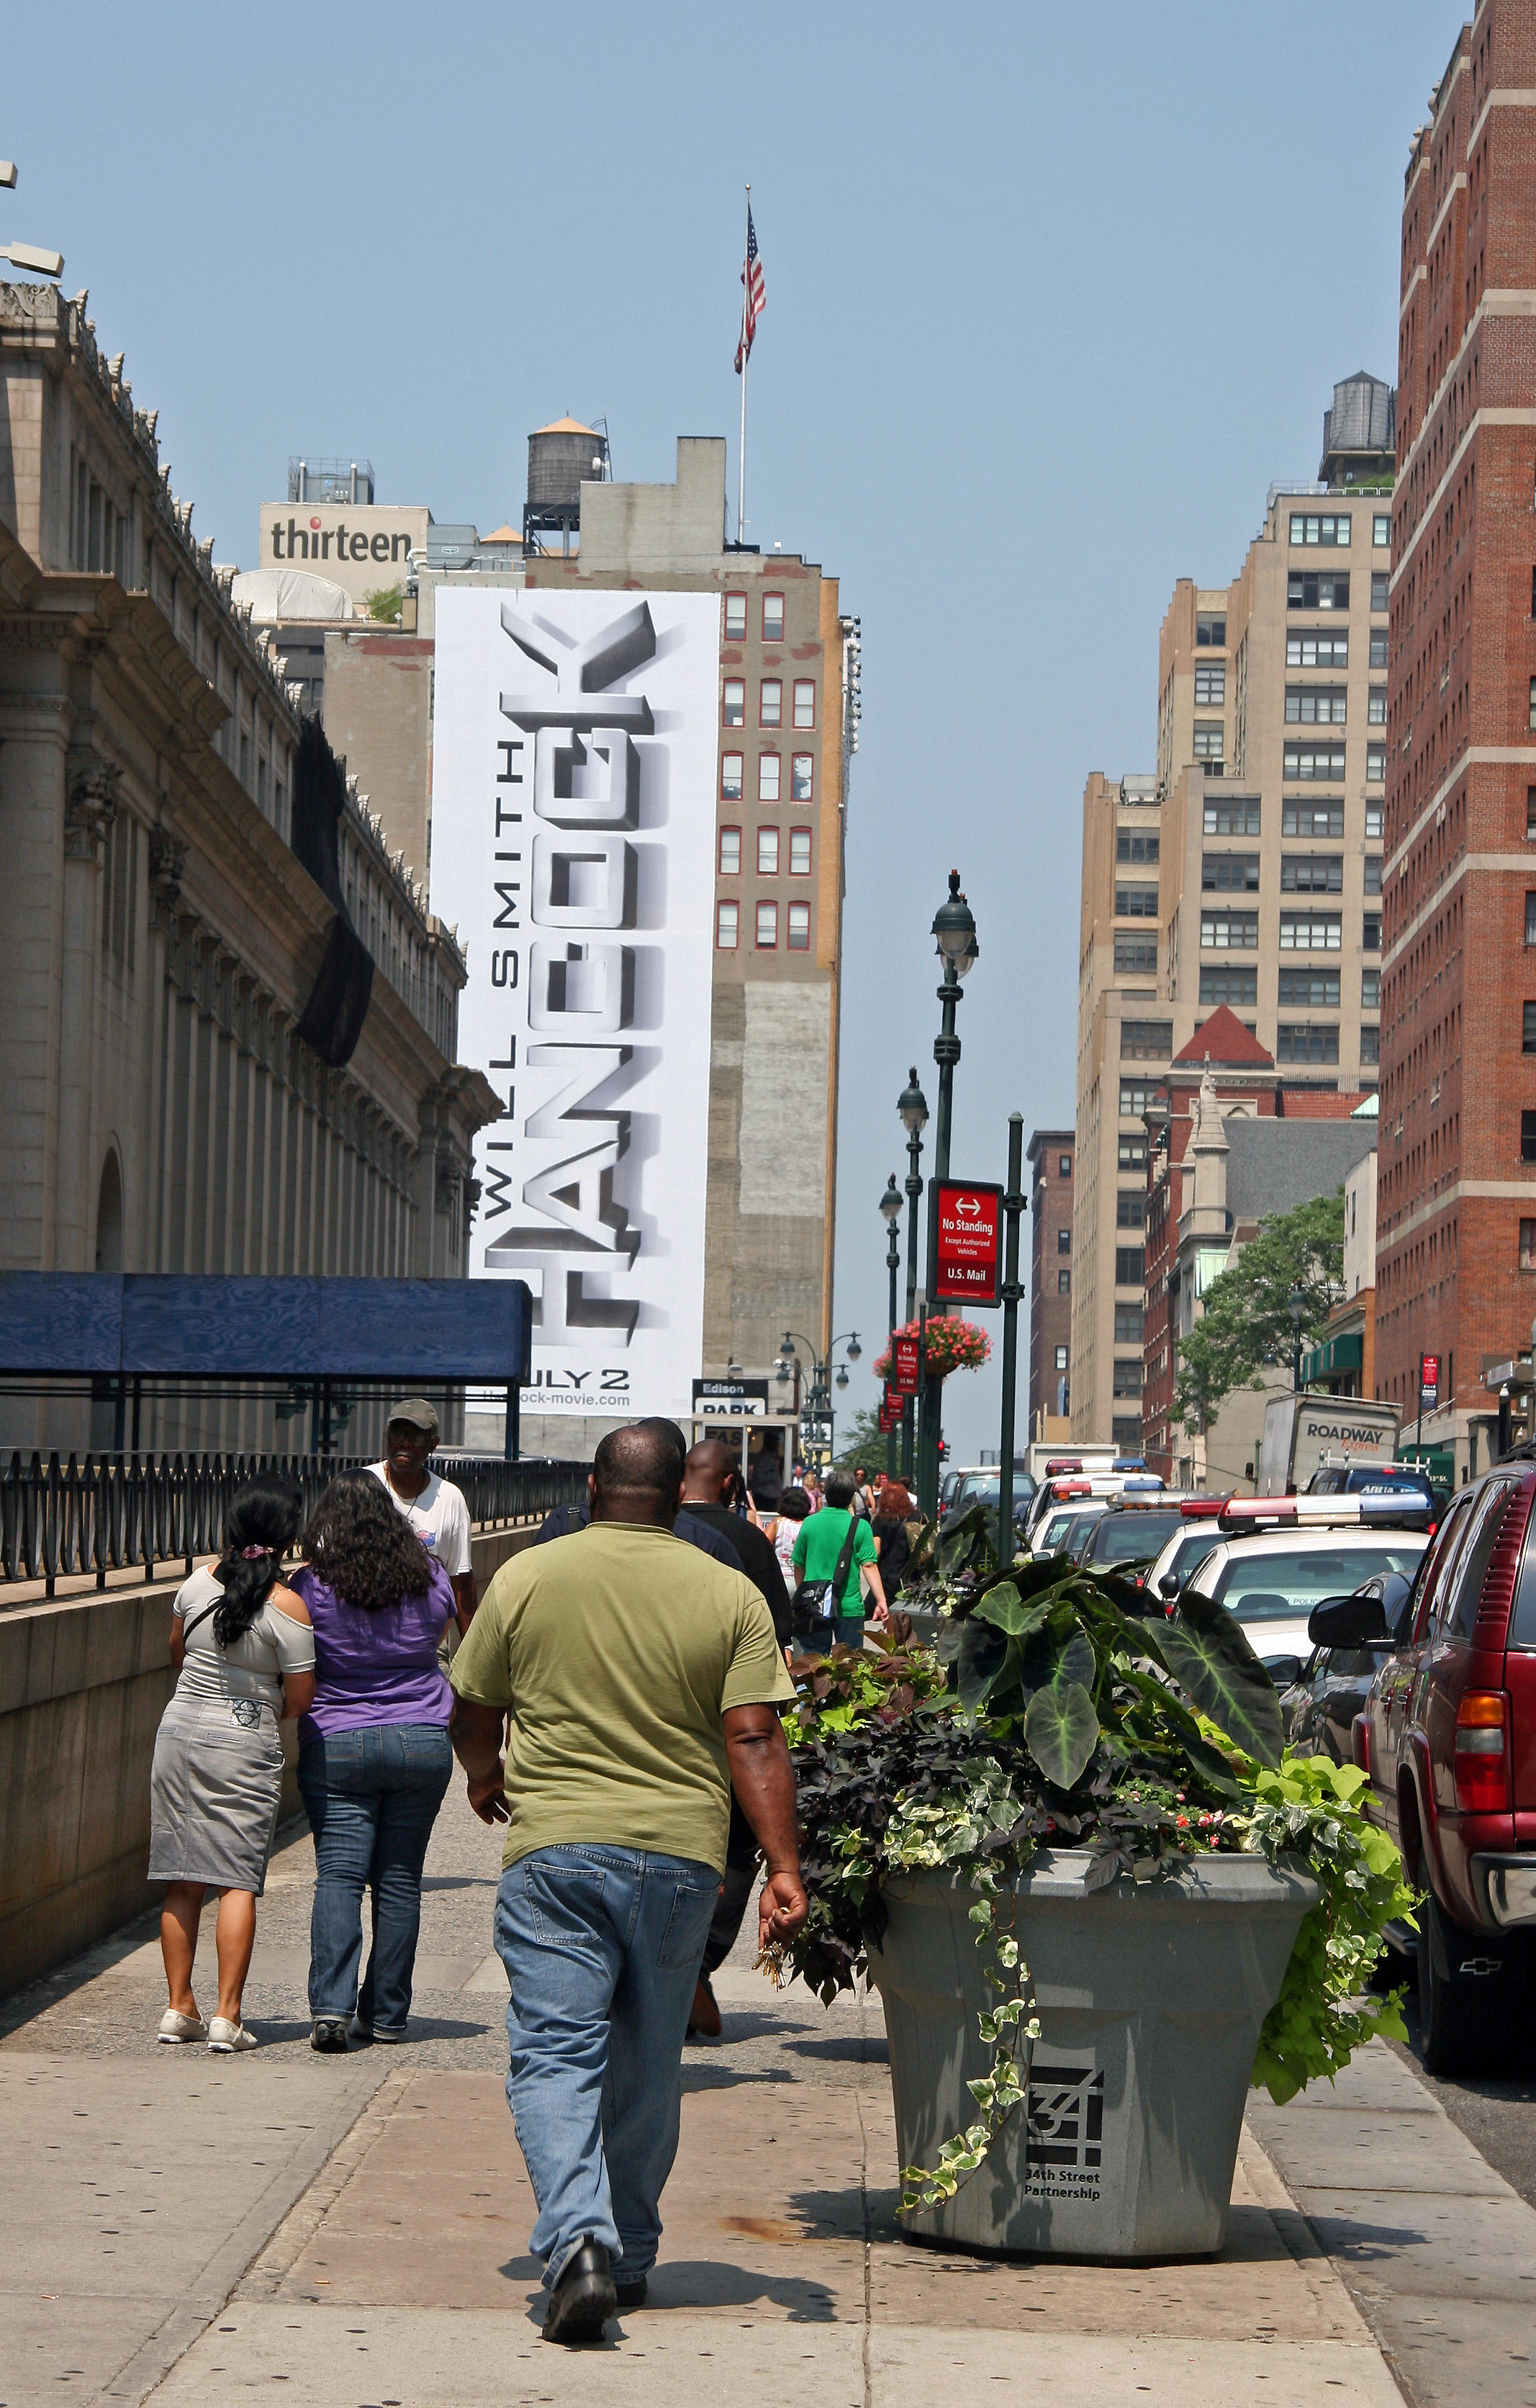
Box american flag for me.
[735,205,764,374]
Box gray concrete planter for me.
[867,1847,1319,2259]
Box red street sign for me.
[891,1333,921,1395]
[934,1180,1003,1307]
[1419,1350,1440,1404]
[878,1389,900,1432]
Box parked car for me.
[1277,1570,1417,1761]
[1144,1519,1229,1606]
[1305,1460,1441,1520]
[1029,1499,1108,1559]
[1356,1457,1536,2072]
[1075,1503,1198,1587]
[1179,1507,1429,1673]
[1023,1471,1164,1544]
[940,1466,1036,1533]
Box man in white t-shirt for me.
[369,1397,476,1625]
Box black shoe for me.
[543,2238,616,2345]
[615,2276,648,2312]
[310,2016,349,2053]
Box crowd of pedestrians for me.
[144,1407,925,2343]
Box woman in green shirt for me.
[792,1468,887,1648]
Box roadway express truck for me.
[1257,1392,1401,1495]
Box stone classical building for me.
[0,282,498,1456]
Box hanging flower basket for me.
[875,1317,990,1382]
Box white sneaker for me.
[207,2016,257,2052]
[157,2008,208,2046]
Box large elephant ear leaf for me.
[1160,1610,1283,1768]
[955,1619,1015,1713]
[975,1580,1055,1641]
[1024,1679,1100,1790]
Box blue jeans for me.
[494,1843,720,2288]
[297,1723,453,2035]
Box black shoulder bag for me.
[790,1517,859,1643]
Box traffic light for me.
[937,1438,950,1464]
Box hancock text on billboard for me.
[430,590,720,1416]
[934,1181,1002,1307]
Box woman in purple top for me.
[294,1473,464,2053]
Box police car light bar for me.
[1205,1494,1431,1530]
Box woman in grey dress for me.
[149,1474,315,2052]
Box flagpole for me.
[738,184,750,541]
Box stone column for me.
[57,753,121,1273]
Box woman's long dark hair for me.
[212,1474,304,1646]
[301,1471,435,1613]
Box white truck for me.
[1257,1392,1401,1496]
[1024,1439,1125,1484]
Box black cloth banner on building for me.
[291,715,374,1068]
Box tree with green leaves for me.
[831,1403,888,1474]
[1173,1189,1345,1435]
[361,583,405,624]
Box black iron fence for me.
[1,1450,589,1600]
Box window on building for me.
[789,826,812,875]
[1114,883,1159,917]
[1200,965,1258,1006]
[1373,513,1391,547]
[1193,723,1225,762]
[757,825,780,875]
[1283,741,1347,780]
[1116,1190,1147,1229]
[1279,912,1342,951]
[1196,615,1226,646]
[1281,855,1344,894]
[1113,934,1158,973]
[1287,632,1348,668]
[1370,571,1388,611]
[1057,1267,1071,1294]
[1279,969,1340,1006]
[791,753,814,801]
[1203,799,1261,836]
[755,900,778,948]
[1362,968,1381,1009]
[1113,1302,1144,1345]
[1116,830,1160,863]
[1366,741,1386,783]
[1276,1023,1340,1063]
[723,678,745,726]
[1119,1133,1148,1171]
[1195,663,1226,705]
[762,592,785,641]
[1121,1020,1172,1059]
[792,679,816,728]
[1522,1221,1536,1272]
[1059,1153,1072,1177]
[759,679,782,727]
[787,901,810,950]
[1363,914,1381,950]
[1113,1358,1145,1397]
[1202,852,1260,892]
[1114,1247,1145,1286]
[721,751,744,801]
[1523,1111,1536,1164]
[1530,677,1536,732]
[1368,687,1387,726]
[1364,857,1383,895]
[1360,1025,1380,1065]
[1057,1227,1072,1255]
[756,752,781,803]
[1290,511,1352,546]
[1288,571,1350,610]
[1054,1344,1070,1372]
[1119,1081,1157,1117]
[1286,687,1348,725]
[724,592,747,640]
[1201,909,1260,950]
[1365,801,1383,838]
[1370,630,1388,669]
[1525,1002,1536,1054]
[716,899,739,950]
[718,826,741,876]
[1283,801,1344,838]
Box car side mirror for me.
[1265,1654,1305,1687]
[1306,1593,1389,1649]
[1158,1569,1183,1599]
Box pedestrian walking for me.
[869,1478,917,1603]
[448,1422,805,2345]
[765,1484,812,1589]
[674,1440,792,2039]
[149,1473,315,2053]
[851,1466,874,1520]
[792,1467,887,1651]
[530,1416,740,1567]
[293,1473,461,2052]
[369,1397,476,1623]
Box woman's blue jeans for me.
[297,1723,452,2036]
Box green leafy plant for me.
[361,582,405,623]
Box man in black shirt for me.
[529,1419,738,1570]
[678,1440,794,2036]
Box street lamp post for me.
[917,872,980,1520]
[775,1327,861,1474]
[897,1068,929,1485]
[1288,1284,1306,1395]
[880,1173,903,1476]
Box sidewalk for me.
[1,1792,1529,2408]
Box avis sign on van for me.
[934,1180,1002,1307]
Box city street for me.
[3,1793,1534,2408]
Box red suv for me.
[1356,1458,1536,2072]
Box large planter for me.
[867,1847,1318,2259]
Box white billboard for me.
[430,587,720,1419]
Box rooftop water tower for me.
[523,415,610,554]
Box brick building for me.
[1026,1129,1074,1440]
[1378,5,1536,1481]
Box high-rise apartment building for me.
[1026,1129,1074,1440]
[1378,6,1536,1481]
[1073,376,1392,1443]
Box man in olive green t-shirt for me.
[449,1422,803,2348]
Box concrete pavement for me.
[0,1791,1524,2407]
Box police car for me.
[1176,1494,1432,1672]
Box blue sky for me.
[10,0,1457,1459]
